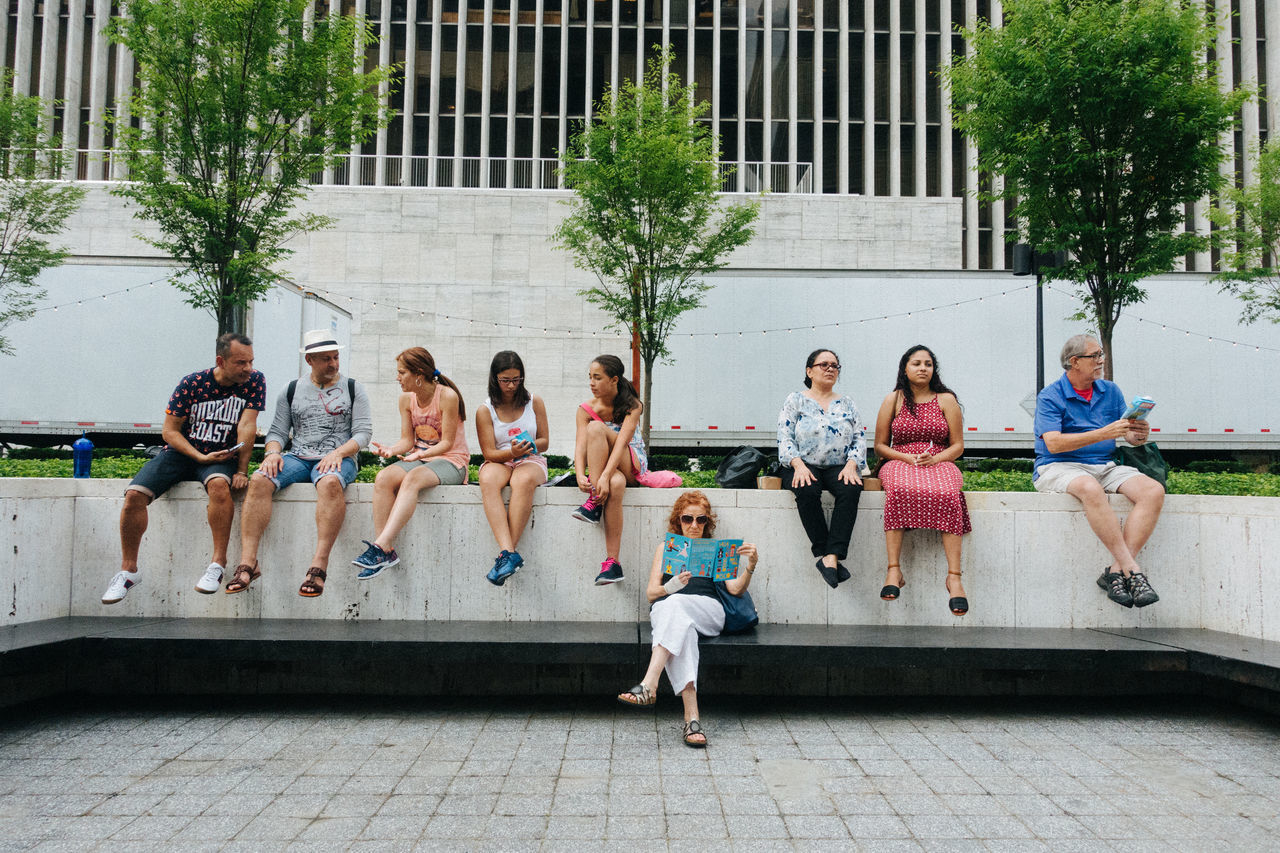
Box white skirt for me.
[649,593,725,695]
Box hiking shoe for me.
[353,540,399,579]
[195,562,224,594]
[102,570,139,605]
[572,494,603,524]
[595,557,624,585]
[1097,569,1134,608]
[1127,572,1160,608]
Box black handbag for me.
[1113,442,1169,488]
[714,581,759,633]
[715,445,769,489]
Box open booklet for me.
[1123,396,1155,421]
[663,534,743,581]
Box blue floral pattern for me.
[777,391,866,470]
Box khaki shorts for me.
[392,457,467,485]
[1033,461,1144,494]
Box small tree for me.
[1214,137,1280,323]
[946,0,1246,377]
[0,71,86,356]
[554,49,759,443]
[110,0,395,334]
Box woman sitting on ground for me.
[873,344,970,614]
[617,490,759,748]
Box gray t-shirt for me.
[265,375,373,458]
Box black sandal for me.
[683,719,707,748]
[298,567,326,598]
[617,684,656,707]
[225,562,261,594]
[947,570,969,616]
[880,563,904,600]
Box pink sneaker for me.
[595,557,624,585]
[572,493,603,524]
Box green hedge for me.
[6,459,1280,497]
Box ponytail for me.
[398,346,467,420]
[593,354,642,424]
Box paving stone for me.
[0,701,1276,850]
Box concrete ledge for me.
[7,617,1279,711]
[3,479,1280,638]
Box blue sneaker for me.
[486,550,525,586]
[486,551,510,586]
[353,540,399,580]
[496,550,523,584]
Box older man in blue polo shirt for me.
[1033,334,1164,608]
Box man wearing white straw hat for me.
[227,329,372,597]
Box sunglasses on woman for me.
[680,514,710,525]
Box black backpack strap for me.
[286,379,298,408]
[348,377,355,401]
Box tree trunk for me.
[1100,320,1115,381]
[641,355,654,450]
[216,301,247,337]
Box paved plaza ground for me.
[1,696,1277,851]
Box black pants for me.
[782,463,863,560]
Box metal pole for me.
[1035,270,1045,394]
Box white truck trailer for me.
[0,261,351,447]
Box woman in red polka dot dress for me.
[873,345,972,615]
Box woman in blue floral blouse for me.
[777,348,866,588]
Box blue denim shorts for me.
[258,452,358,490]
[126,447,236,500]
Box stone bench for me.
[5,478,1280,711]
[4,479,1279,637]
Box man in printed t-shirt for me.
[101,333,265,604]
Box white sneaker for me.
[102,570,140,605]
[195,562,224,594]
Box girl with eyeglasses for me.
[777,348,867,589]
[351,346,468,579]
[476,351,549,585]
[617,490,759,748]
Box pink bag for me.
[636,469,682,488]
[579,403,682,488]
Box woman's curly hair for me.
[665,490,717,538]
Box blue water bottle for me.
[72,432,94,479]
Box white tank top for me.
[483,397,538,450]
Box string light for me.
[30,278,1280,355]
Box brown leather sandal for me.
[298,567,326,598]
[225,562,261,594]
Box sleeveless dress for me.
[880,397,971,535]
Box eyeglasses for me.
[680,514,710,525]
[1075,351,1106,361]
[496,376,523,386]
[812,361,841,372]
